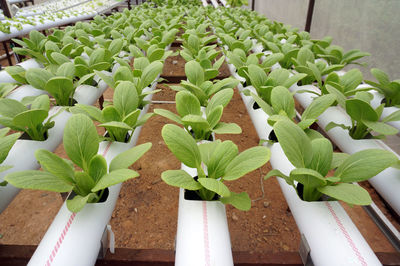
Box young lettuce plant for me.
[12,30,48,65]
[5,114,152,212]
[172,60,239,106]
[265,118,398,204]
[154,89,241,141]
[251,86,336,132]
[180,34,219,62]
[25,62,94,106]
[161,124,270,210]
[95,59,163,108]
[245,65,306,105]
[71,81,152,142]
[325,90,400,139]
[292,47,344,87]
[0,95,58,141]
[0,128,21,187]
[226,48,283,86]
[365,68,400,107]
[314,44,370,66]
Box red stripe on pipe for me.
[324,202,368,266]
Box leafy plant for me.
[161,124,270,210]
[292,47,344,87]
[251,87,336,131]
[25,62,93,106]
[12,30,48,64]
[265,119,398,205]
[5,114,152,212]
[95,58,163,108]
[155,89,241,141]
[0,95,58,140]
[365,68,400,107]
[71,81,152,142]
[0,128,21,187]
[171,60,239,106]
[226,48,283,86]
[314,44,370,66]
[325,91,400,139]
[246,65,306,105]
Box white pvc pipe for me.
[0,59,42,84]
[290,84,400,216]
[28,127,142,266]
[220,0,227,6]
[239,86,273,140]
[201,0,208,7]
[269,143,382,266]
[175,164,233,266]
[6,85,46,101]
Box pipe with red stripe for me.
[28,127,143,266]
[270,143,381,266]
[175,164,234,266]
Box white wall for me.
[253,0,400,80]
[253,0,309,30]
[311,0,400,80]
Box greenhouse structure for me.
[0,0,399,265]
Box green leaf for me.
[57,62,75,79]
[176,91,201,117]
[5,170,73,192]
[74,171,95,195]
[271,86,295,118]
[302,94,336,121]
[66,193,94,213]
[198,140,220,166]
[64,114,99,171]
[317,183,372,205]
[206,88,233,116]
[26,68,54,90]
[161,124,201,168]
[114,81,139,117]
[114,66,134,83]
[35,149,75,184]
[309,138,332,176]
[185,60,204,86]
[198,178,230,197]
[223,146,270,181]
[220,191,251,211]
[70,104,104,123]
[161,169,202,190]
[382,110,400,123]
[123,110,141,127]
[274,119,312,168]
[264,169,292,185]
[154,109,182,124]
[290,168,327,187]
[31,95,50,110]
[207,140,238,180]
[0,132,20,163]
[330,152,350,170]
[45,77,74,106]
[362,120,398,135]
[0,98,27,118]
[346,99,378,122]
[5,66,27,84]
[207,105,223,129]
[335,149,398,182]
[92,169,139,192]
[140,61,163,89]
[213,122,242,134]
[109,142,152,171]
[89,155,108,183]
